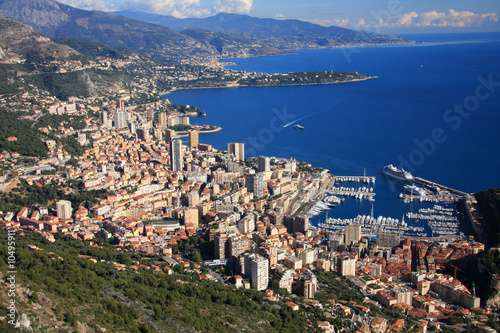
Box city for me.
[1,92,498,332]
[1,0,500,331]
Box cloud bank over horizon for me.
[58,0,254,17]
[312,9,499,31]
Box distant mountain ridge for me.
[0,0,286,62]
[113,11,411,49]
[0,0,412,64]
[115,11,367,38]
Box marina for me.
[314,167,470,239]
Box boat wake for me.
[283,104,339,128]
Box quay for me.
[412,177,481,241]
[413,177,470,198]
[332,176,376,184]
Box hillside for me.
[0,14,77,63]
[475,188,500,248]
[0,228,319,332]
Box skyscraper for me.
[246,173,265,198]
[136,127,149,142]
[170,137,183,172]
[228,142,244,161]
[214,233,228,259]
[165,129,175,143]
[188,130,199,149]
[116,98,125,111]
[257,156,270,172]
[337,255,356,276]
[114,110,127,129]
[56,200,72,220]
[250,254,269,291]
[99,110,108,128]
[159,112,167,127]
[345,223,361,246]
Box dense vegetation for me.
[168,124,192,131]
[238,71,372,87]
[52,37,135,60]
[0,108,48,157]
[0,179,109,213]
[0,229,319,332]
[25,68,127,101]
[36,113,86,131]
[0,64,24,95]
[475,188,500,248]
[316,271,364,303]
[168,103,205,116]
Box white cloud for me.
[357,9,499,29]
[309,9,499,31]
[57,0,122,12]
[309,19,350,28]
[125,0,211,17]
[57,0,255,18]
[212,0,254,15]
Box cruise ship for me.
[382,164,413,181]
[293,124,304,129]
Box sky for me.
[57,0,500,33]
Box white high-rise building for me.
[257,156,270,172]
[246,173,265,198]
[337,255,356,276]
[114,110,127,129]
[250,254,269,291]
[56,200,72,220]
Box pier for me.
[333,176,376,184]
[413,177,470,198]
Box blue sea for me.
[165,32,500,226]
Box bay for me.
[165,32,500,226]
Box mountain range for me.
[114,10,405,46]
[0,0,412,64]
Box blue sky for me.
[58,0,500,33]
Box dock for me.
[332,176,376,184]
[413,177,470,198]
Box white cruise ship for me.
[382,164,413,181]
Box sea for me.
[164,32,500,231]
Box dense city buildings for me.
[1,92,494,332]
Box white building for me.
[251,255,269,291]
[56,200,72,220]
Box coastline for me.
[162,76,377,95]
[175,126,223,135]
[216,40,420,68]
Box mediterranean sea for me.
[165,32,500,227]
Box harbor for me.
[311,165,472,240]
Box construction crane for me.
[453,265,464,281]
